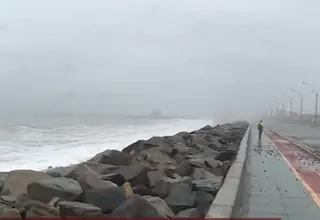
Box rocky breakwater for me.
[0,121,249,218]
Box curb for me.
[206,125,252,218]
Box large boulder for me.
[175,161,193,176]
[0,195,16,205]
[139,147,177,166]
[89,150,132,166]
[1,170,51,196]
[191,168,217,180]
[176,208,201,218]
[215,150,237,162]
[192,177,223,194]
[23,200,59,217]
[147,170,166,187]
[122,140,147,155]
[27,177,83,202]
[189,134,209,147]
[65,162,123,178]
[143,196,174,218]
[64,163,117,190]
[110,195,164,218]
[46,165,77,177]
[165,182,196,213]
[122,137,174,156]
[175,131,191,140]
[58,201,105,217]
[188,157,221,169]
[0,205,21,218]
[114,164,150,187]
[0,173,8,191]
[81,182,133,213]
[100,173,126,186]
[152,176,190,198]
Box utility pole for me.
[300,96,303,120]
[290,98,293,117]
[282,103,285,116]
[315,91,318,125]
[276,104,279,116]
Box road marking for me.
[267,136,320,208]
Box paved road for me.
[264,119,320,151]
[244,129,320,219]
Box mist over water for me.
[1,0,320,170]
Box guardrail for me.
[206,125,252,218]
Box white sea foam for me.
[0,118,213,171]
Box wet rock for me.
[122,140,147,155]
[176,208,200,218]
[81,182,132,213]
[175,161,193,176]
[14,193,32,213]
[115,164,150,187]
[0,172,8,191]
[0,195,16,205]
[66,162,123,177]
[195,190,214,205]
[215,150,237,162]
[152,176,190,198]
[1,170,51,196]
[188,156,222,169]
[110,195,164,218]
[192,177,223,194]
[58,201,105,217]
[165,183,196,213]
[176,131,192,140]
[48,197,64,208]
[0,205,21,218]
[191,168,217,180]
[165,134,185,144]
[46,165,77,177]
[143,196,174,218]
[27,177,83,202]
[89,150,132,166]
[190,135,209,147]
[147,170,166,187]
[24,200,59,217]
[132,185,157,196]
[140,147,177,166]
[122,137,174,156]
[100,173,126,186]
[64,163,117,190]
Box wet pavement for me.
[244,129,320,220]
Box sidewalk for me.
[244,129,320,220]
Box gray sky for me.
[1,0,320,117]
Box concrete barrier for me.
[206,125,252,218]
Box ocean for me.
[0,115,213,171]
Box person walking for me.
[257,120,264,139]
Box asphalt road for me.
[264,118,320,151]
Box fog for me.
[1,0,320,119]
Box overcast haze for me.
[1,0,320,119]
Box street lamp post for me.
[300,95,303,120]
[290,89,304,120]
[302,82,319,125]
[290,98,293,116]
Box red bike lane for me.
[265,131,320,207]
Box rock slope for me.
[0,121,249,218]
